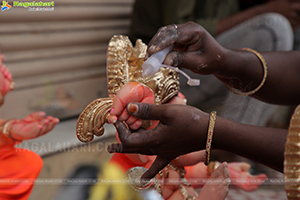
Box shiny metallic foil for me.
[76,35,179,143]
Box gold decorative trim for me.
[285,105,300,199]
[76,98,112,143]
[76,35,179,143]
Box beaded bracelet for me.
[204,110,217,165]
[226,48,268,96]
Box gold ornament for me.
[76,35,179,143]
[285,105,300,199]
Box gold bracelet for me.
[204,110,217,165]
[226,48,268,96]
[2,120,22,144]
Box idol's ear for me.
[76,98,112,143]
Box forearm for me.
[216,50,300,105]
[212,116,287,172]
[216,5,264,35]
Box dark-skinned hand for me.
[146,21,228,75]
[107,102,209,180]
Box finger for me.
[129,119,142,130]
[44,117,59,134]
[39,119,49,135]
[114,120,132,142]
[114,120,153,148]
[107,114,117,124]
[23,112,46,122]
[127,102,172,123]
[107,143,123,153]
[141,156,173,180]
[118,108,130,122]
[107,143,141,154]
[147,25,178,57]
[126,115,139,126]
[148,22,204,56]
[165,50,208,73]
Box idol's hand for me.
[146,21,227,75]
[107,102,209,180]
[10,112,59,140]
[0,55,13,98]
[108,82,155,130]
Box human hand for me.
[107,102,209,180]
[146,22,228,75]
[260,0,300,29]
[108,82,155,130]
[0,55,13,99]
[228,162,267,191]
[9,111,59,141]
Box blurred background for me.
[0,0,292,199]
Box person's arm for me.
[108,102,287,180]
[216,50,300,105]
[213,113,287,173]
[146,22,300,105]
[217,0,300,34]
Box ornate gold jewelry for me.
[180,185,197,200]
[164,167,169,179]
[204,110,217,165]
[167,163,186,178]
[76,35,179,143]
[125,167,154,192]
[226,48,268,96]
[1,119,22,144]
[76,98,113,143]
[285,105,300,199]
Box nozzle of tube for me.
[142,45,200,86]
[142,45,174,77]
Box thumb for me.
[127,102,170,122]
[141,156,173,181]
[164,51,205,73]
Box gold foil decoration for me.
[285,105,300,199]
[76,35,179,143]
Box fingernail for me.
[110,108,114,114]
[135,124,140,128]
[39,125,42,130]
[127,103,138,114]
[45,121,49,125]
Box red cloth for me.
[109,153,143,173]
[0,144,43,200]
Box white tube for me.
[142,45,173,77]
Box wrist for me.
[0,119,22,146]
[214,48,239,78]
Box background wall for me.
[0,0,134,120]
